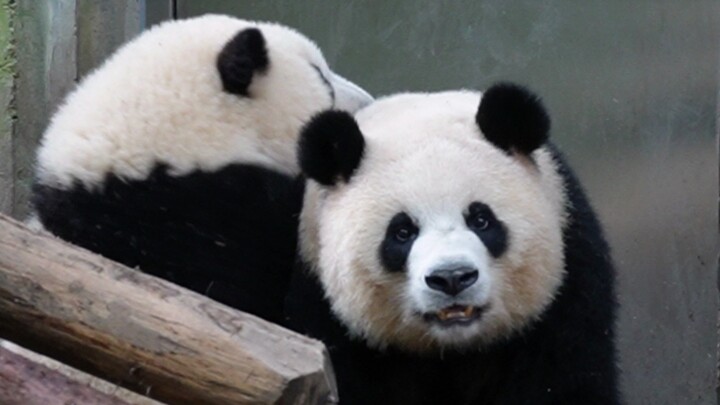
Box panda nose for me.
[425,268,479,296]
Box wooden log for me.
[0,344,141,405]
[1,340,164,405]
[0,214,337,404]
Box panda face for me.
[299,89,567,352]
[381,200,507,333]
[36,15,372,189]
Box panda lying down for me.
[287,84,619,404]
[32,15,372,325]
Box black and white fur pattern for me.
[287,84,619,404]
[32,14,372,324]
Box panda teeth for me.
[438,306,473,321]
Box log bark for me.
[0,214,337,404]
[1,340,164,405]
[0,344,138,405]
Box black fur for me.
[33,164,304,325]
[465,201,508,258]
[379,212,418,273]
[298,110,365,186]
[217,28,269,96]
[476,83,550,155]
[284,145,619,404]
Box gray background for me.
[167,1,719,404]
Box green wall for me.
[0,0,145,218]
[0,0,14,215]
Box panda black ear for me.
[476,83,550,155]
[298,110,365,186]
[217,28,269,96]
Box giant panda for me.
[32,14,372,324]
[287,83,620,404]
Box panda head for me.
[36,14,372,188]
[298,84,566,352]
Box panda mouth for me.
[423,304,486,327]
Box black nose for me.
[425,268,479,296]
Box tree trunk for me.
[0,214,337,404]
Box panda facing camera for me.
[288,84,619,404]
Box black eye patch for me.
[465,202,508,258]
[379,212,418,273]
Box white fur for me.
[36,14,372,189]
[300,91,567,352]
[24,213,47,233]
[407,226,492,312]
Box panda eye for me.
[394,226,416,243]
[385,212,418,245]
[470,213,490,231]
[467,202,495,231]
